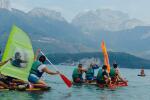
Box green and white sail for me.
[0,25,34,82]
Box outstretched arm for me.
[42,67,59,75]
[34,49,41,61]
[81,68,87,72]
[92,64,99,69]
[21,60,28,63]
[0,58,12,66]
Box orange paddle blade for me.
[60,74,72,88]
[101,40,110,73]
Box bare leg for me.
[37,80,47,86]
[0,81,8,88]
[29,80,47,89]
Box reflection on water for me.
[0,90,47,100]
[0,66,150,100]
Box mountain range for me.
[0,7,150,59]
[72,9,145,32]
[47,52,150,69]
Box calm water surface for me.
[0,65,150,100]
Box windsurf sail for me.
[0,25,34,82]
[101,40,110,73]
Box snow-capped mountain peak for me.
[28,8,65,21]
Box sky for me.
[9,0,150,23]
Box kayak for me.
[137,74,146,77]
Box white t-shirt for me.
[37,64,47,72]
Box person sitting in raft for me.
[110,63,127,83]
[96,65,111,85]
[28,49,59,88]
[11,52,27,68]
[72,64,87,83]
[0,58,12,89]
[0,58,27,89]
[85,63,99,83]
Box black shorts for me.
[0,78,9,84]
[0,76,14,85]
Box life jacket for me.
[72,68,82,79]
[109,68,116,78]
[86,68,94,78]
[11,59,22,67]
[30,61,44,78]
[97,69,104,81]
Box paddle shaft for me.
[40,51,58,71]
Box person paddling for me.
[97,65,111,86]
[85,64,99,83]
[28,49,59,88]
[72,64,86,83]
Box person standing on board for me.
[28,49,59,87]
[72,64,87,83]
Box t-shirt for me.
[37,64,47,72]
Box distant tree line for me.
[46,52,150,69]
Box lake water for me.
[0,65,150,100]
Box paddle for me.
[40,50,72,88]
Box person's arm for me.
[20,60,27,63]
[34,49,41,61]
[103,71,109,79]
[104,75,108,79]
[0,58,12,66]
[81,68,87,72]
[92,64,99,69]
[116,69,126,81]
[42,67,59,75]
